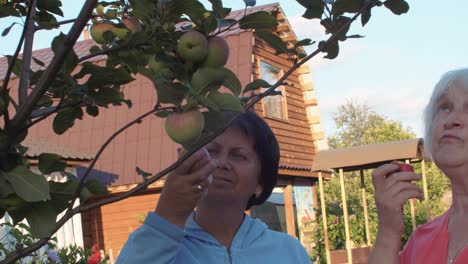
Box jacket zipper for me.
[227,248,232,264]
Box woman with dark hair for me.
[368,68,468,263]
[117,110,310,263]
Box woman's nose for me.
[444,110,464,129]
[215,154,232,170]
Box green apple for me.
[165,110,205,145]
[95,4,104,14]
[148,56,175,79]
[191,67,225,94]
[90,23,114,44]
[122,17,142,33]
[177,31,208,63]
[203,36,230,67]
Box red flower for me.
[92,244,99,254]
[88,253,101,264]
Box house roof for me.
[0,2,295,81]
[23,137,94,160]
[311,138,423,172]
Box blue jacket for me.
[116,211,311,263]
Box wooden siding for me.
[81,191,161,257]
[252,37,316,169]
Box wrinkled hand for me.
[155,147,217,228]
[372,162,423,239]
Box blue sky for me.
[1,0,467,138]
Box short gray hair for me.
[423,68,468,158]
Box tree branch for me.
[18,0,36,106]
[0,3,372,263]
[3,0,97,153]
[1,0,34,109]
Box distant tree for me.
[312,101,449,263]
[328,101,415,148]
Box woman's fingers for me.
[387,181,423,198]
[173,148,211,175]
[372,163,399,186]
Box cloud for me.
[315,85,427,137]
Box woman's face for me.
[204,126,262,207]
[431,84,468,170]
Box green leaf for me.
[154,109,170,118]
[0,4,21,18]
[0,165,51,202]
[53,107,83,135]
[208,0,226,18]
[6,55,22,77]
[51,33,66,54]
[37,0,64,17]
[202,110,226,133]
[165,0,207,23]
[136,166,152,179]
[254,30,288,54]
[86,105,99,117]
[332,0,365,15]
[195,95,220,111]
[361,6,372,26]
[85,179,108,196]
[8,207,30,225]
[347,34,364,38]
[296,0,324,9]
[91,88,124,107]
[322,40,340,59]
[0,173,15,198]
[153,79,187,104]
[38,153,67,174]
[35,10,59,29]
[207,91,244,112]
[221,68,241,96]
[294,38,315,48]
[76,62,135,88]
[32,56,45,67]
[26,202,57,238]
[191,67,225,95]
[239,11,278,30]
[244,79,272,93]
[303,6,323,19]
[384,0,409,15]
[2,22,18,37]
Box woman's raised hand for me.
[155,148,218,228]
[372,162,423,239]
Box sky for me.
[1,0,467,138]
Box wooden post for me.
[360,170,371,246]
[284,181,297,238]
[406,160,417,230]
[339,168,353,264]
[108,248,115,264]
[421,160,431,221]
[318,172,331,264]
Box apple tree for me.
[0,0,410,262]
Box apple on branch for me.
[121,17,142,33]
[165,110,205,145]
[177,31,209,63]
[90,22,127,44]
[148,56,175,80]
[202,36,230,67]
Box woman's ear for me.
[255,185,263,198]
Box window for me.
[259,61,287,120]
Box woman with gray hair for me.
[368,68,468,264]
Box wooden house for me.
[0,2,329,260]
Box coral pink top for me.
[399,209,468,264]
